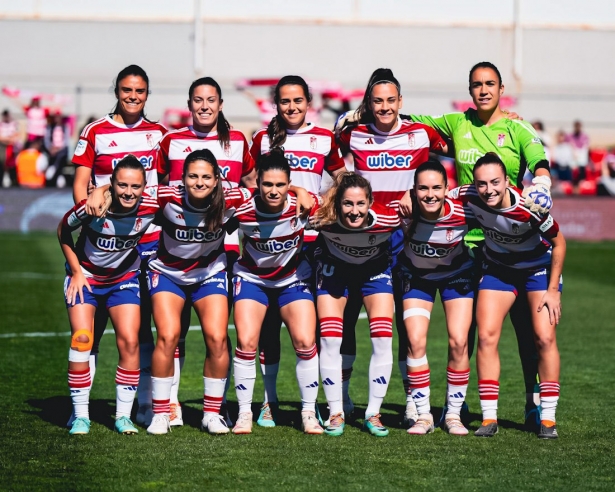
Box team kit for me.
[59,62,564,440]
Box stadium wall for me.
[2,189,614,241]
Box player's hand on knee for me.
[66,273,92,306]
[522,176,552,214]
[537,290,561,325]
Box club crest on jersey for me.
[290,217,298,231]
[512,223,520,234]
[146,133,154,148]
[368,234,376,245]
[497,133,506,147]
[135,218,143,232]
[234,278,241,296]
[151,272,159,288]
[446,228,454,242]
[408,133,416,148]
[224,143,231,157]
[310,136,317,150]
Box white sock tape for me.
[407,355,428,367]
[403,308,431,320]
[69,348,91,363]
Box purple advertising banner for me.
[0,189,614,240]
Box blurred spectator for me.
[552,130,574,182]
[23,97,49,142]
[44,111,70,187]
[0,109,19,187]
[567,120,590,185]
[15,137,48,188]
[532,120,552,163]
[597,151,615,196]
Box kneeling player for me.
[58,156,158,435]
[399,161,475,436]
[314,172,399,437]
[231,148,322,435]
[451,153,565,439]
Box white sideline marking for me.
[0,272,65,280]
[0,312,370,339]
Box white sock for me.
[260,362,279,404]
[151,376,173,415]
[203,376,226,417]
[478,380,499,421]
[115,366,140,419]
[366,318,393,417]
[234,349,256,414]
[446,367,470,417]
[68,368,91,419]
[539,381,560,422]
[295,345,319,413]
[137,342,154,408]
[341,354,355,403]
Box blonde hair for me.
[315,172,373,226]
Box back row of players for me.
[60,63,563,439]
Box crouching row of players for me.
[59,148,564,439]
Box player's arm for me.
[537,227,566,325]
[73,166,93,204]
[58,206,92,305]
[289,185,316,218]
[85,184,112,217]
[406,113,456,139]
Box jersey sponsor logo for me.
[330,241,379,258]
[175,227,224,242]
[96,236,140,251]
[219,166,231,178]
[286,152,318,171]
[539,215,554,233]
[458,148,484,165]
[366,152,413,170]
[497,134,506,147]
[484,229,524,244]
[67,212,80,227]
[111,154,154,171]
[74,139,87,156]
[254,235,300,253]
[119,282,140,290]
[408,241,455,258]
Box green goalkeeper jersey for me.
[410,109,547,241]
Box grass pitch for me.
[1,233,614,491]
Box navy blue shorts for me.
[64,274,141,309]
[149,270,228,303]
[315,260,393,299]
[399,266,475,303]
[479,262,563,295]
[232,276,314,308]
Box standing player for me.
[250,75,346,427]
[337,68,448,426]
[450,153,564,439]
[59,156,158,435]
[72,65,167,428]
[401,62,553,427]
[313,173,399,437]
[399,161,475,436]
[157,76,256,426]
[231,149,322,435]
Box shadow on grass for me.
[26,397,117,430]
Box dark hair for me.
[468,62,503,91]
[267,75,312,148]
[354,68,401,125]
[256,147,291,180]
[316,172,372,225]
[188,77,231,150]
[414,159,448,187]
[473,152,507,177]
[110,154,146,185]
[112,65,151,118]
[182,149,225,232]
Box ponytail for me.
[267,75,312,148]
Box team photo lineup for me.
[60,60,564,440]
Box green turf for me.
[1,233,614,491]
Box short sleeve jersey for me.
[338,118,446,207]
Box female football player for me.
[399,160,476,436]
[250,75,347,427]
[59,156,158,435]
[450,153,565,439]
[313,172,399,437]
[73,65,167,428]
[231,148,322,435]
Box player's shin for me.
[116,366,140,419]
[539,381,560,424]
[408,356,431,416]
[295,344,319,413]
[203,377,226,417]
[478,380,499,422]
[366,318,393,416]
[234,349,257,414]
[446,367,470,417]
[151,376,173,416]
[319,318,344,415]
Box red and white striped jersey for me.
[233,191,319,287]
[450,185,560,269]
[399,198,475,280]
[338,118,445,207]
[61,194,159,285]
[72,115,167,243]
[317,202,400,265]
[157,126,254,187]
[148,186,252,285]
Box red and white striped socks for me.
[539,381,560,423]
[478,379,499,421]
[68,368,91,419]
[366,317,393,416]
[203,377,226,417]
[151,376,173,416]
[408,362,431,416]
[234,348,256,414]
[446,367,470,417]
[116,366,140,419]
[319,317,344,415]
[295,344,319,413]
